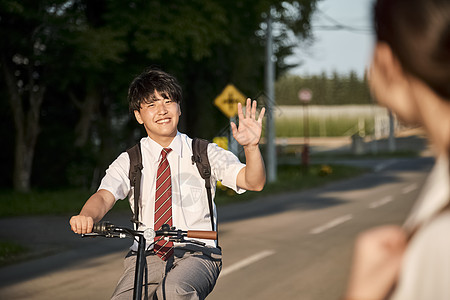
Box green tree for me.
[1,0,67,192]
[1,0,320,191]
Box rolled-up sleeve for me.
[208,143,246,194]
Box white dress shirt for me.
[98,132,245,249]
[391,155,450,299]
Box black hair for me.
[374,0,450,99]
[128,67,182,112]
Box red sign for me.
[298,88,312,103]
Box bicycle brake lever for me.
[81,232,104,238]
[168,236,206,246]
[188,240,206,246]
[82,232,125,238]
[169,236,185,243]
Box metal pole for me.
[304,103,310,145]
[229,116,239,157]
[388,110,396,152]
[265,7,277,182]
[302,103,310,168]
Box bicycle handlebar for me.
[187,230,217,240]
[82,221,217,241]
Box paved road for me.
[0,156,434,299]
[210,156,432,300]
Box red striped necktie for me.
[154,148,174,260]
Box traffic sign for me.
[298,88,312,103]
[214,84,247,118]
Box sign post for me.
[214,84,247,156]
[298,88,312,168]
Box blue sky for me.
[287,0,375,77]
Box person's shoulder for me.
[410,210,450,253]
[176,132,193,151]
[393,211,450,299]
[103,149,131,175]
[420,211,450,239]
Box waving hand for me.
[230,98,265,147]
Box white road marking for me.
[310,214,353,235]
[374,161,396,172]
[402,183,418,194]
[219,250,276,277]
[369,195,394,208]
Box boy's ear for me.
[134,110,144,124]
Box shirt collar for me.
[168,132,183,158]
[143,132,183,163]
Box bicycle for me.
[82,221,217,300]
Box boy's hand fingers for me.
[230,122,238,138]
[69,215,94,234]
[245,98,251,118]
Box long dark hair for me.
[374,0,450,99]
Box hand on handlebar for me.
[69,215,94,234]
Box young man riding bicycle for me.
[69,68,266,299]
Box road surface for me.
[0,156,434,299]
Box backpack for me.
[126,138,216,240]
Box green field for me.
[263,105,388,137]
[274,116,375,137]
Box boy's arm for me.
[69,189,116,234]
[231,98,266,191]
[236,145,266,191]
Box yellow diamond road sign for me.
[214,84,247,118]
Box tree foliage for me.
[0,0,320,191]
[275,71,372,105]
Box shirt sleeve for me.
[208,143,246,194]
[98,151,131,201]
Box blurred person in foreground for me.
[344,0,450,299]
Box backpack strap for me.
[127,143,143,228]
[191,138,217,240]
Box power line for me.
[313,9,372,34]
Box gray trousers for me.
[111,245,222,300]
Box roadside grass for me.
[0,240,28,267]
[310,150,420,160]
[0,188,130,218]
[278,144,422,161]
[0,164,366,218]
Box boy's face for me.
[134,90,181,146]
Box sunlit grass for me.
[273,117,375,137]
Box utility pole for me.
[265,7,277,182]
[388,110,396,152]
